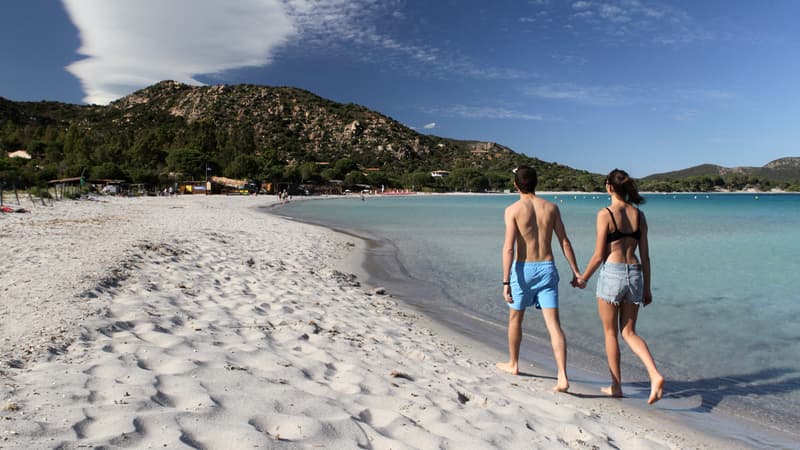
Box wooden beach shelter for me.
[48,177,126,199]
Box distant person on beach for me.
[497,166,582,393]
[575,168,664,404]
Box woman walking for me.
[577,169,664,404]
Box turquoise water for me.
[278,193,800,436]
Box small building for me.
[431,170,450,178]
[7,150,32,159]
[178,181,208,194]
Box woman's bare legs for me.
[619,303,664,404]
[597,299,623,397]
[542,308,569,392]
[496,308,525,375]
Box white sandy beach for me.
[0,194,751,449]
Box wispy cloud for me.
[311,22,529,81]
[551,52,589,65]
[673,89,735,101]
[562,0,712,45]
[423,122,437,129]
[572,1,592,10]
[428,105,544,121]
[673,109,699,121]
[524,82,736,108]
[524,83,631,105]
[707,137,738,144]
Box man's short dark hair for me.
[514,166,538,193]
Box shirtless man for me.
[496,166,581,393]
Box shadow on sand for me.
[517,367,800,406]
[629,367,800,414]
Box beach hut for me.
[178,181,208,194]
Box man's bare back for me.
[506,195,563,262]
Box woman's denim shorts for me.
[596,263,643,305]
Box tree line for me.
[3,114,796,194]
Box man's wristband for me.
[502,281,510,285]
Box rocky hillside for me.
[104,81,528,171]
[764,157,800,170]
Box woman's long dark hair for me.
[606,169,646,205]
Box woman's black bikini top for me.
[606,207,641,243]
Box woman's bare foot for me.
[496,361,519,375]
[648,375,664,404]
[553,379,570,393]
[601,385,623,397]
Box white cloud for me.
[62,0,302,104]
[599,4,629,23]
[63,0,526,104]
[423,122,437,129]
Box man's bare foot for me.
[648,375,664,404]
[495,362,519,375]
[601,385,623,397]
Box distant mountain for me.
[0,81,599,192]
[764,157,800,170]
[645,158,800,183]
[642,157,800,191]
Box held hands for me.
[571,273,587,289]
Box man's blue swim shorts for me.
[509,260,559,310]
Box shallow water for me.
[278,193,800,438]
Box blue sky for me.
[1,0,798,177]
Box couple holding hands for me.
[496,166,664,405]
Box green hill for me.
[0,81,599,193]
